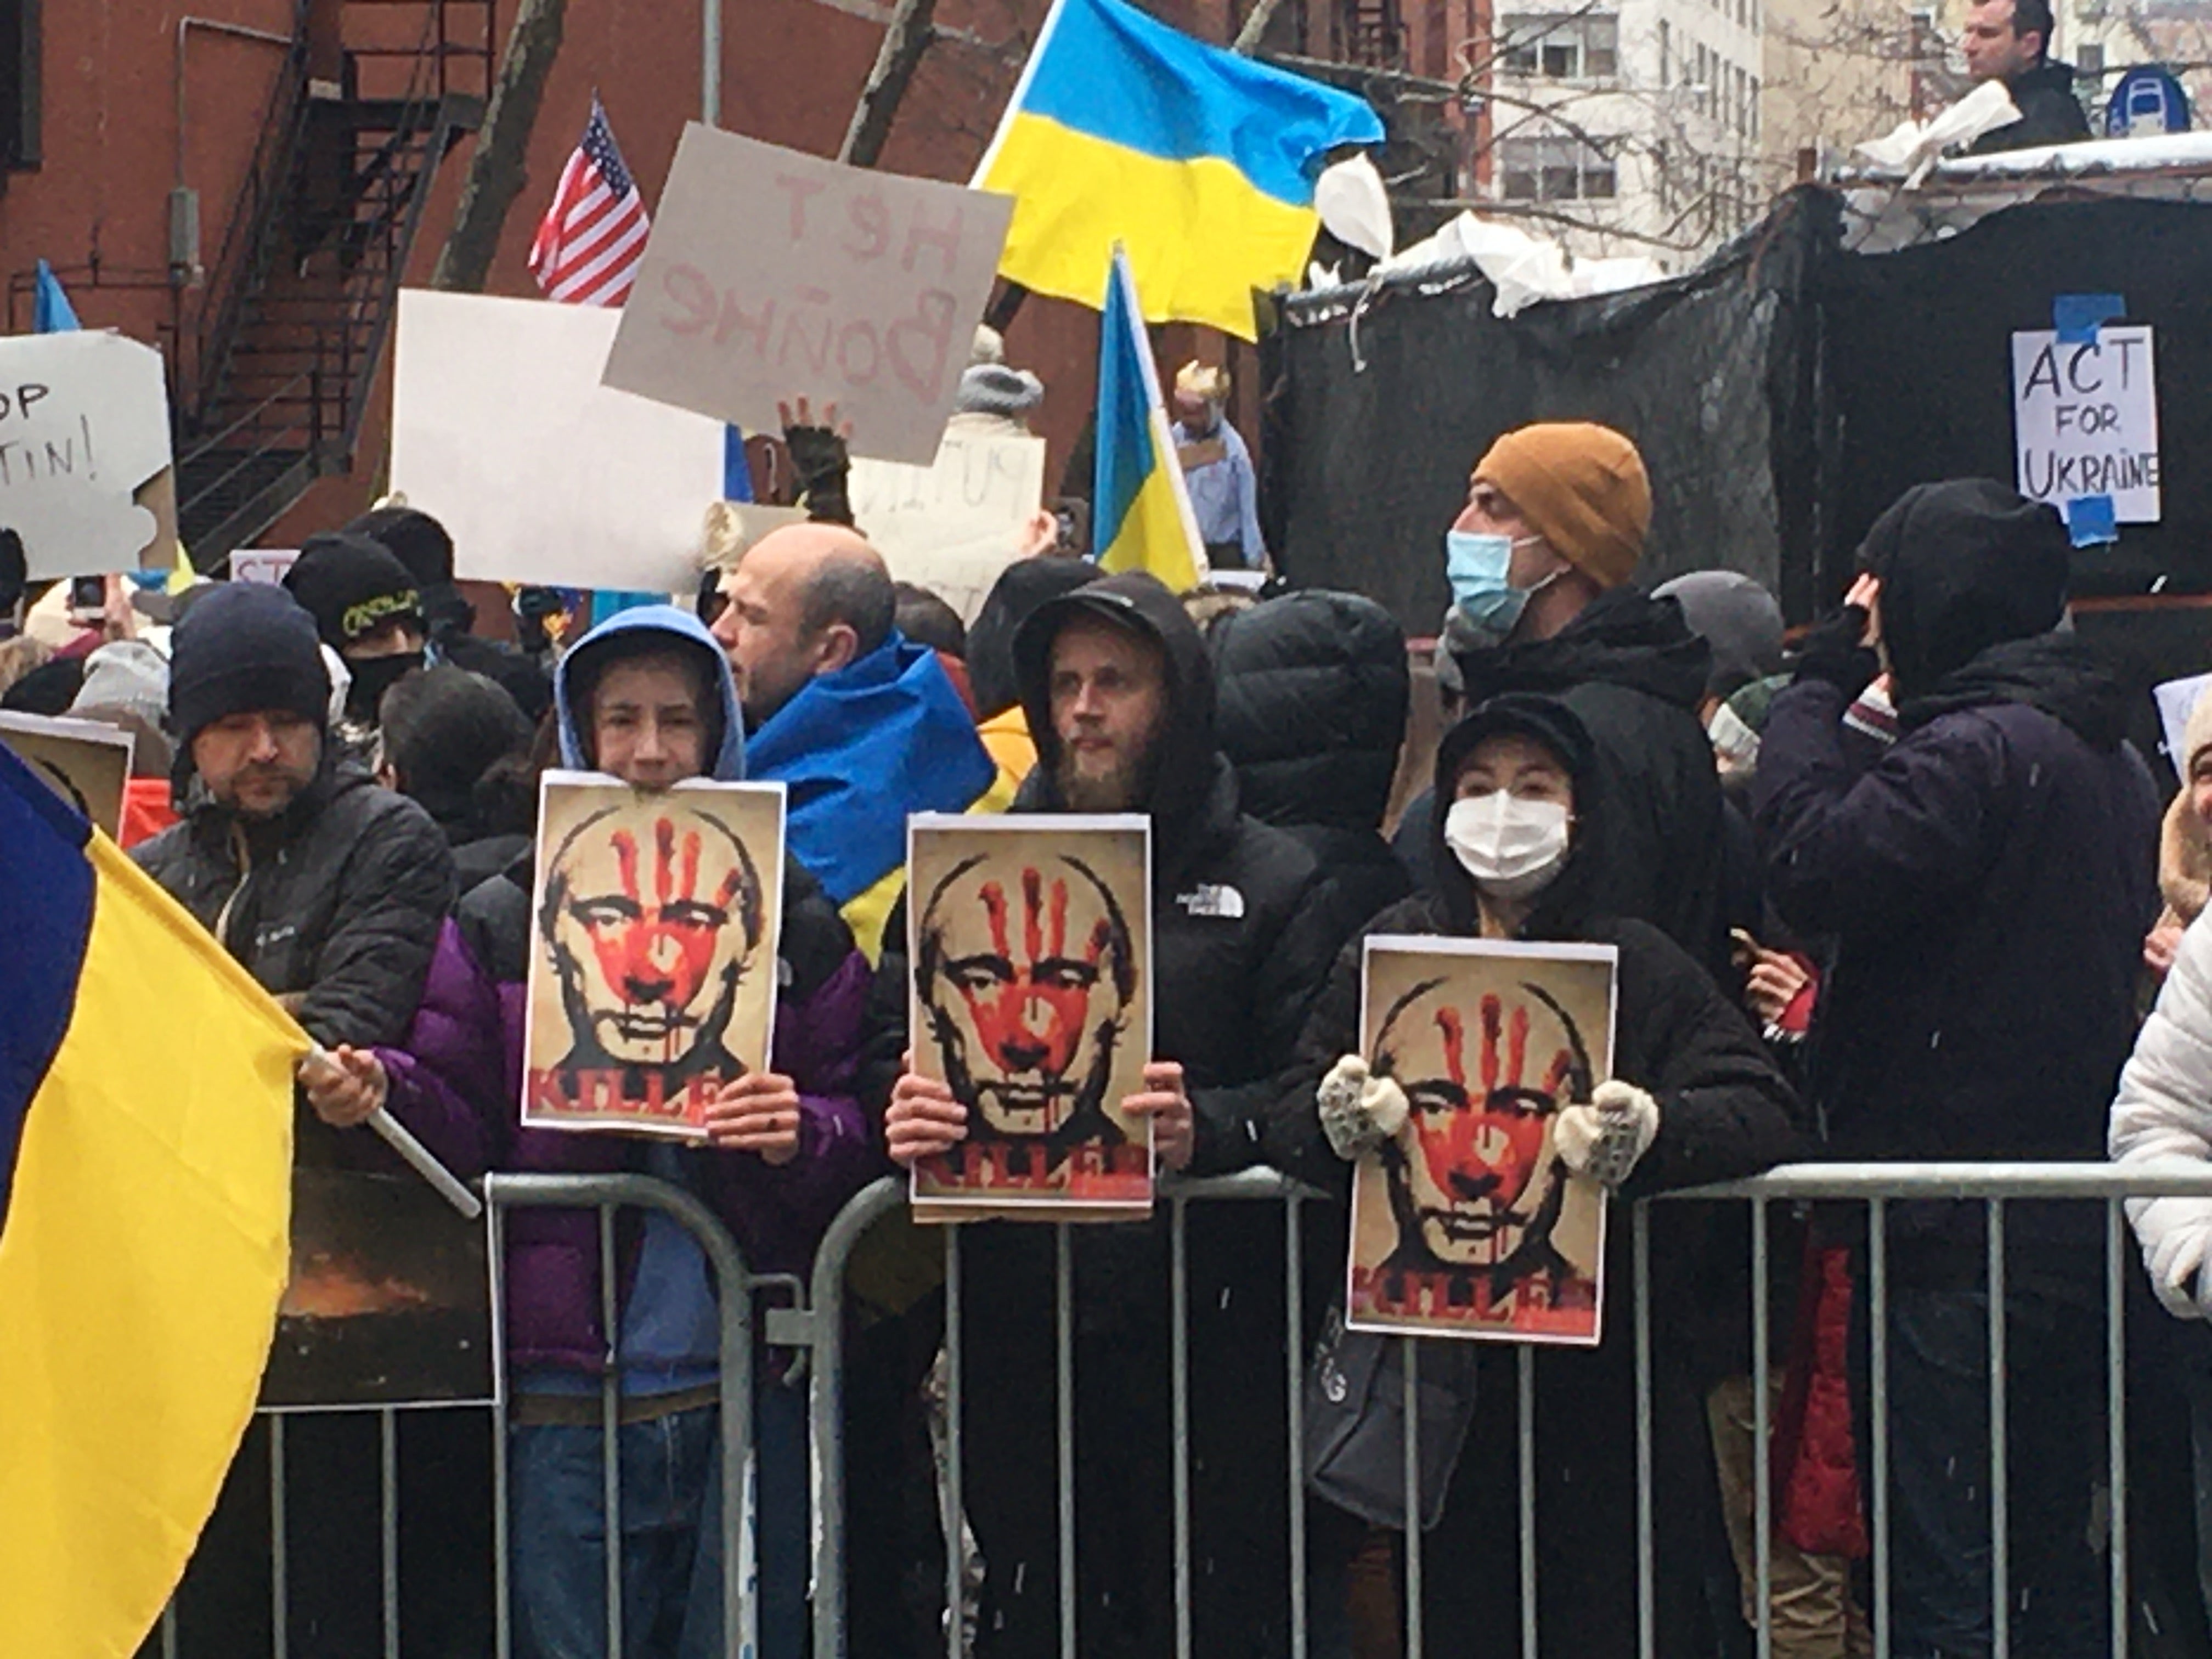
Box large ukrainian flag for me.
[972,0,1385,340]
[1095,246,1203,591]
[0,742,299,1657]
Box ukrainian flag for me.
[1094,246,1203,591]
[0,742,299,1657]
[972,0,1385,340]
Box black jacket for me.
[135,755,454,1052]
[1212,589,1412,952]
[1451,587,1729,973]
[1268,704,1805,1655]
[1968,60,2092,154]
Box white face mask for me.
[1444,791,1571,901]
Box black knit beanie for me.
[168,583,330,747]
[284,532,424,652]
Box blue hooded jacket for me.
[746,630,992,905]
[552,604,748,783]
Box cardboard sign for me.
[603,125,1016,465]
[1347,936,1617,1346]
[849,431,1046,620]
[523,773,787,1141]
[907,814,1154,1222]
[0,331,173,579]
[230,548,300,585]
[0,710,133,839]
[2012,326,2161,522]
[390,290,725,593]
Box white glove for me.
[1316,1054,1410,1162]
[1554,1080,1660,1187]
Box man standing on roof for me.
[1962,0,2091,154]
[1172,361,1267,572]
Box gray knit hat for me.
[72,641,170,733]
[955,363,1043,420]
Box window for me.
[1497,134,1618,201]
[0,0,40,171]
[1496,13,1620,80]
[2079,42,2104,74]
[1750,75,1761,139]
[1660,20,1672,85]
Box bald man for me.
[711,522,894,730]
[710,522,994,960]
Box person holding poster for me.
[877,569,1347,1656]
[300,605,873,1659]
[1267,693,1803,1656]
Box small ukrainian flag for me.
[973,0,1385,340]
[1094,246,1203,591]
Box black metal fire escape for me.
[173,1,490,569]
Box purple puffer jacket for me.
[375,862,878,1375]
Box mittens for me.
[1317,1054,1410,1162]
[783,420,854,527]
[1554,1080,1661,1187]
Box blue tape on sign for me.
[2067,494,2119,546]
[2054,293,2126,345]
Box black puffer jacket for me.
[1968,60,2092,154]
[1451,586,1729,973]
[1757,492,2159,1182]
[1268,703,1805,1657]
[1212,589,1412,950]
[136,756,451,1050]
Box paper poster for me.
[2012,325,2160,522]
[603,125,1016,464]
[230,548,300,584]
[0,330,174,579]
[2156,673,2212,774]
[1347,936,1617,1346]
[907,814,1154,1220]
[0,709,133,839]
[849,430,1046,621]
[261,1167,498,1412]
[390,290,726,593]
[523,772,787,1140]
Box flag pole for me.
[298,1046,484,1220]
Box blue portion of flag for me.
[724,426,754,503]
[0,743,95,1231]
[1093,247,1153,554]
[32,260,80,334]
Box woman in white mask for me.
[1262,692,1808,1659]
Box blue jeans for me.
[509,1381,811,1659]
[1855,1274,2106,1659]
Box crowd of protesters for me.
[11,402,2211,1659]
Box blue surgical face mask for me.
[1445,530,1549,646]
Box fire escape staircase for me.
[175,2,489,571]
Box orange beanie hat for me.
[1472,422,1651,590]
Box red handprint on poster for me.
[1348,938,1616,1345]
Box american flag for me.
[528,99,650,307]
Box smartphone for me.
[67,574,106,623]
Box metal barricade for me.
[154,1172,757,1659]
[798,1160,2212,1659]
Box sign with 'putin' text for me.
[2011,325,2161,523]
[603,125,1015,465]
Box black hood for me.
[1898,633,2131,750]
[1454,585,1711,715]
[1870,479,2069,700]
[1211,589,1409,833]
[969,558,1104,719]
[1425,694,1606,938]
[1012,569,1222,839]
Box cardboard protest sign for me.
[907,815,1154,1221]
[849,431,1046,620]
[230,548,300,584]
[2012,325,2161,523]
[390,290,725,593]
[1347,936,1616,1345]
[603,125,1015,464]
[0,710,133,839]
[0,331,173,579]
[261,1166,498,1411]
[524,773,786,1141]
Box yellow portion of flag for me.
[1099,409,1204,591]
[978,112,1321,341]
[0,835,300,1658]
